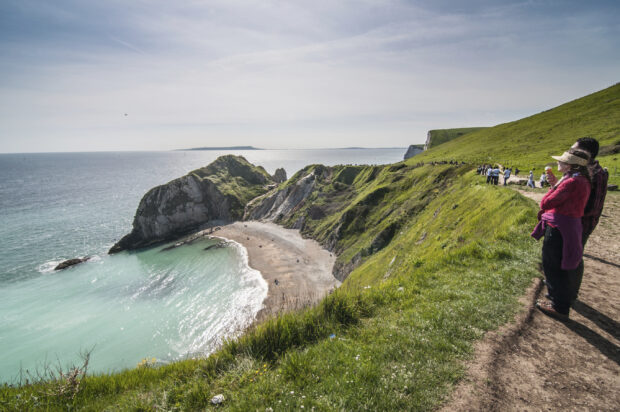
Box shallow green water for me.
[0,238,266,383]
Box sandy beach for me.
[208,221,340,322]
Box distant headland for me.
[177,146,263,151]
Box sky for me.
[0,0,618,152]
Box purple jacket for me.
[531,212,583,270]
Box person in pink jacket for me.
[545,138,608,302]
[531,149,591,320]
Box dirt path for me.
[441,189,620,411]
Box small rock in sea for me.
[54,257,90,271]
[244,224,248,227]
[296,259,299,263]
[247,237,250,240]
[259,245,262,248]
[204,242,226,251]
[211,394,225,405]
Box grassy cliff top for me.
[413,83,620,184]
[426,128,488,149]
[191,155,273,203]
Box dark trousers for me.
[572,230,591,301]
[493,176,499,185]
[542,226,583,315]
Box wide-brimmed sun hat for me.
[551,150,589,166]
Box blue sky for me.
[0,0,618,152]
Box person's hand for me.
[537,209,544,220]
[546,169,557,186]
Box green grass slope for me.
[426,127,488,149]
[1,166,541,411]
[413,83,620,185]
[194,155,274,210]
[266,163,470,280]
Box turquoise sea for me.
[0,149,405,384]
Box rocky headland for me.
[403,144,424,159]
[109,155,274,253]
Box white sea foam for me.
[174,239,268,359]
[37,260,62,274]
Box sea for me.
[0,148,405,384]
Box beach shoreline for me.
[205,221,340,322]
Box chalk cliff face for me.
[243,164,386,281]
[403,145,424,159]
[244,171,318,224]
[109,155,273,253]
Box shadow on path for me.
[561,317,620,366]
[583,253,620,269]
[572,300,620,341]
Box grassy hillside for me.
[414,83,620,185]
[0,166,541,411]
[264,162,473,280]
[426,128,488,149]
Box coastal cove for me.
[0,148,404,384]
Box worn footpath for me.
[442,188,620,411]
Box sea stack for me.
[272,168,287,183]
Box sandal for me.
[536,299,568,321]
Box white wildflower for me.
[211,394,225,405]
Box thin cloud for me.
[108,36,147,55]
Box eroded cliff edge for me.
[109,155,274,253]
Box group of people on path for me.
[478,162,578,190]
[477,164,518,186]
[530,137,608,320]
